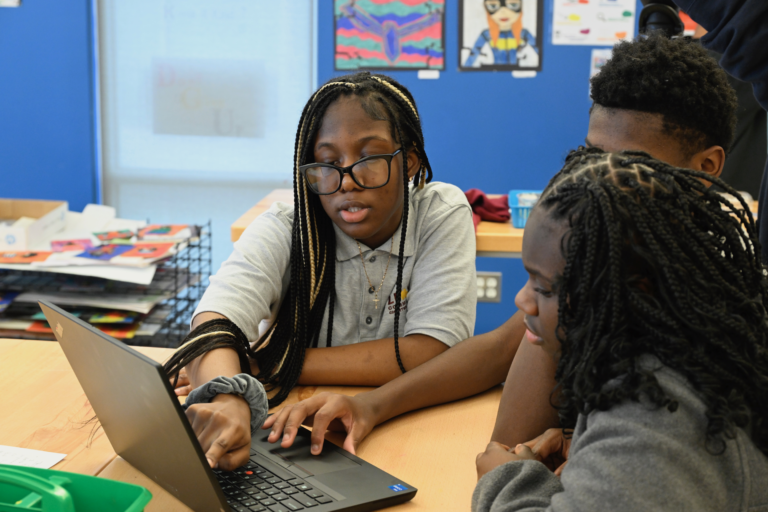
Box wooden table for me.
[231,189,524,258]
[1,339,502,511]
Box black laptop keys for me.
[215,460,335,512]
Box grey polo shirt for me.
[194,181,477,348]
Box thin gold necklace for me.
[357,237,394,309]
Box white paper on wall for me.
[552,0,635,46]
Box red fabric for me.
[464,189,510,231]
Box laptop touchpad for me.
[270,444,360,476]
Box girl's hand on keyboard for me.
[262,392,377,456]
[186,393,252,470]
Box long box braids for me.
[161,73,432,409]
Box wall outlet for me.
[477,272,502,303]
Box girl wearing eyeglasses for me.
[164,72,476,471]
[464,0,538,68]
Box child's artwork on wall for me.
[460,0,544,72]
[588,48,613,99]
[589,48,613,78]
[335,0,445,71]
[552,0,635,46]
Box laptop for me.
[40,301,417,512]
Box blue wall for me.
[319,0,638,333]
[0,0,98,211]
[3,0,641,334]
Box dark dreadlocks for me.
[165,72,433,408]
[540,147,768,455]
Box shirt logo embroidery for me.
[387,288,408,314]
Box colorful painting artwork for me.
[97,323,138,340]
[0,292,19,313]
[51,239,94,252]
[31,311,81,321]
[94,230,134,243]
[460,0,544,71]
[120,243,175,259]
[76,244,134,261]
[0,251,52,264]
[138,225,188,239]
[89,311,137,324]
[335,0,445,70]
[27,321,53,334]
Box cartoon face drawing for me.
[486,0,522,30]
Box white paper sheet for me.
[15,291,169,314]
[552,0,635,46]
[0,206,163,284]
[135,322,162,336]
[0,263,157,285]
[0,319,34,330]
[0,445,66,469]
[26,208,146,253]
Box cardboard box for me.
[0,199,68,251]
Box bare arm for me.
[363,310,526,423]
[297,334,448,386]
[187,314,449,388]
[491,336,560,447]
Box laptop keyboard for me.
[214,460,335,512]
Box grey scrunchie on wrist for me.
[183,374,269,434]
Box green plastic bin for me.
[0,465,151,512]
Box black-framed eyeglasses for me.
[485,0,522,14]
[299,149,403,195]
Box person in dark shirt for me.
[694,23,767,198]
[676,0,768,262]
[716,67,767,198]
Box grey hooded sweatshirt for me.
[473,357,768,512]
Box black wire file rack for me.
[136,220,213,347]
[0,221,212,348]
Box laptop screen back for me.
[40,301,228,512]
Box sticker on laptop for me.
[389,484,408,492]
